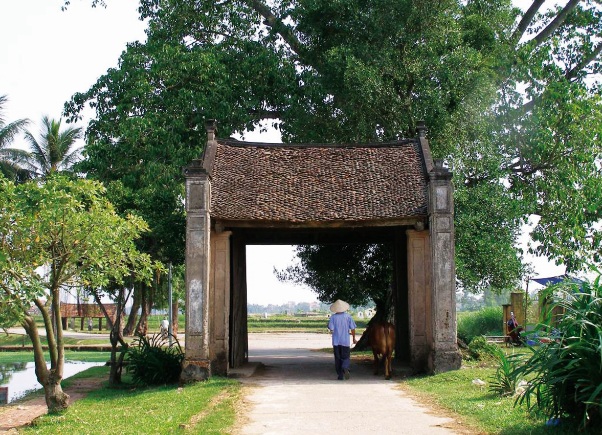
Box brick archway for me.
[181,121,461,381]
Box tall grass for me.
[457,306,503,343]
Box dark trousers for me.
[333,345,351,378]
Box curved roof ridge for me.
[218,138,417,149]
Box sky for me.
[1,1,569,304]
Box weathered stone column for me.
[427,159,462,373]
[209,229,232,376]
[180,159,212,382]
[406,229,432,372]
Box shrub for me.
[513,275,602,430]
[457,306,503,344]
[465,335,498,361]
[126,333,184,385]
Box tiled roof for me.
[208,140,428,223]
[59,303,117,319]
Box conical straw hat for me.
[330,299,350,313]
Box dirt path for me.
[0,377,103,433]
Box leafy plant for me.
[488,347,522,397]
[126,332,184,385]
[513,275,602,430]
[465,335,498,361]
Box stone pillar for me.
[502,304,511,335]
[427,159,462,373]
[209,229,232,376]
[511,292,526,329]
[180,159,212,382]
[406,229,432,372]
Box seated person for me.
[507,312,523,345]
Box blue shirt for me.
[328,312,357,346]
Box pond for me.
[0,361,103,403]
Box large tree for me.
[0,175,151,412]
[66,0,602,298]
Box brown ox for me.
[366,321,395,380]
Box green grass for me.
[19,366,241,434]
[0,350,112,364]
[0,333,113,347]
[401,357,597,434]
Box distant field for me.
[247,315,368,333]
[5,313,368,337]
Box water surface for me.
[0,361,103,403]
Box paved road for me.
[236,333,464,435]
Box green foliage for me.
[465,335,498,361]
[68,0,602,291]
[513,275,602,430]
[457,306,503,344]
[277,244,392,310]
[0,95,30,182]
[22,116,82,178]
[125,333,184,385]
[488,347,522,397]
[0,174,153,410]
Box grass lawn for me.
[0,333,113,348]
[0,350,112,364]
[14,366,241,434]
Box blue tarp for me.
[531,275,585,287]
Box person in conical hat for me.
[330,299,350,313]
[327,299,357,380]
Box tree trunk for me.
[43,371,70,413]
[22,311,69,413]
[123,288,140,336]
[135,283,152,336]
[108,326,128,385]
[171,299,179,335]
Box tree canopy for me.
[66,0,602,295]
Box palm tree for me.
[0,94,30,181]
[23,116,83,178]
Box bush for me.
[465,335,498,361]
[457,306,503,344]
[126,333,184,385]
[513,275,602,430]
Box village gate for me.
[181,121,461,381]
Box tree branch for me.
[513,0,546,42]
[566,38,602,80]
[246,0,305,58]
[532,0,581,47]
